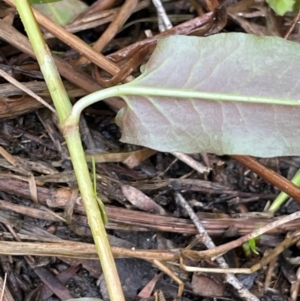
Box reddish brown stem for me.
[232,155,300,201]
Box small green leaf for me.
[242,237,260,256]
[266,0,295,15]
[248,238,259,255]
[32,0,87,26]
[242,242,251,257]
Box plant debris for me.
[0,0,300,300]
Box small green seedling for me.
[242,235,261,257]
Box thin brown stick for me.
[264,255,277,290]
[0,273,13,301]
[0,68,55,112]
[181,232,300,274]
[0,241,179,261]
[232,155,300,201]
[171,152,210,174]
[77,0,138,66]
[152,260,183,297]
[284,8,300,39]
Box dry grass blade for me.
[0,274,13,301]
[85,148,156,168]
[0,199,65,222]
[0,241,179,261]
[0,68,55,112]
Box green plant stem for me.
[67,85,300,125]
[65,127,122,297]
[15,2,124,301]
[16,2,71,121]
[269,169,300,213]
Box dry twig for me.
[175,192,259,301]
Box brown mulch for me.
[0,0,299,300]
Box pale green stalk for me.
[66,85,300,125]
[14,1,124,300]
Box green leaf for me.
[266,0,295,15]
[115,33,300,157]
[32,0,87,26]
[248,238,259,255]
[242,242,251,257]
